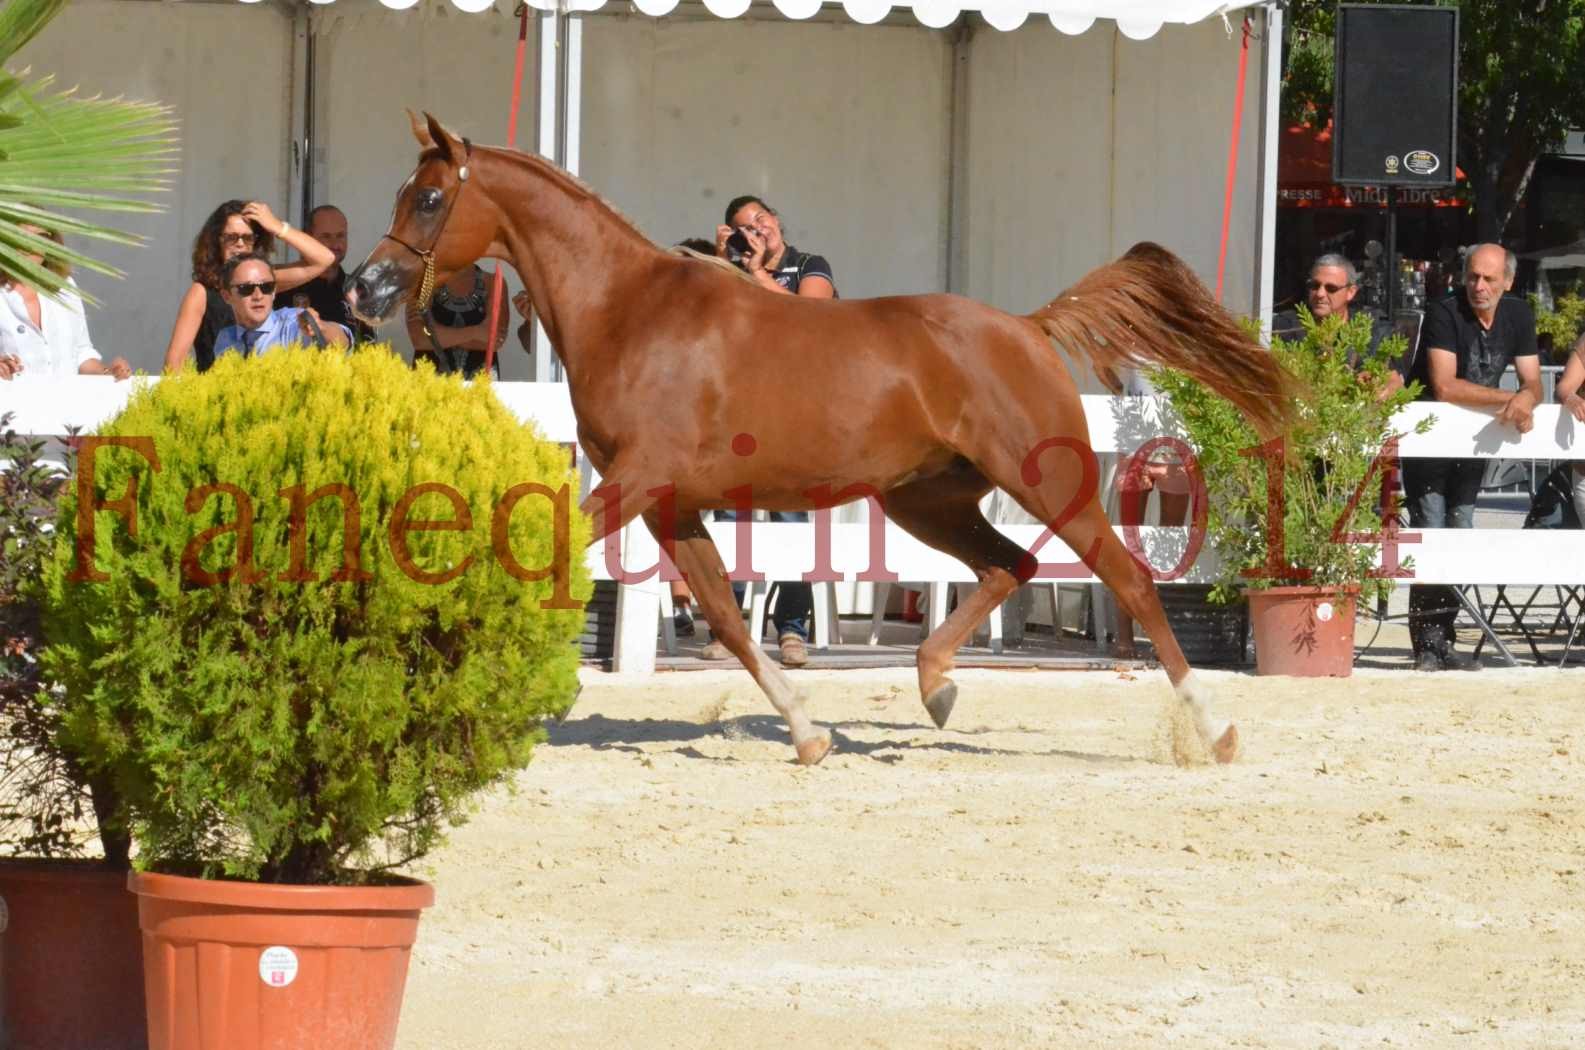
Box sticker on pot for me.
[259,946,299,988]
[1316,602,1335,623]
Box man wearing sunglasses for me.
[1401,243,1542,672]
[212,254,352,359]
[1273,255,1408,383]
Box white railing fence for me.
[6,377,1582,671]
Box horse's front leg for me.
[579,459,672,541]
[651,509,832,767]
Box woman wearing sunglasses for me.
[210,254,351,359]
[161,199,335,373]
[0,224,132,382]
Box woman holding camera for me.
[714,195,835,300]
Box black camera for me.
[725,227,753,264]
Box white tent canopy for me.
[293,0,1263,40]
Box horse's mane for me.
[670,245,757,284]
[479,144,656,249]
[477,144,757,285]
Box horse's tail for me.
[1026,241,1294,437]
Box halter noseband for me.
[382,136,474,335]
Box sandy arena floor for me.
[396,665,1585,1049]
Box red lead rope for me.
[483,4,532,376]
[1215,16,1251,304]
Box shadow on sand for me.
[547,712,1144,766]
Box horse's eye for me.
[416,188,443,214]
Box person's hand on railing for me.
[1565,392,1585,424]
[1495,390,1537,435]
[78,356,133,381]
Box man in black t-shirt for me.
[273,205,373,343]
[1403,243,1543,672]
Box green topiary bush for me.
[1151,310,1433,607]
[39,347,590,884]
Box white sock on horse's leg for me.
[1174,670,1228,747]
[746,650,830,765]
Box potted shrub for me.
[1,416,147,1050]
[38,348,590,1049]
[0,0,174,1039]
[1151,311,1431,676]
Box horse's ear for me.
[408,109,434,149]
[424,113,464,166]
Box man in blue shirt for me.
[213,254,352,358]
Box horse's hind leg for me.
[646,509,832,766]
[880,478,1030,729]
[1006,493,1238,764]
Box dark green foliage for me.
[0,414,94,858]
[40,348,592,884]
[1532,292,1585,362]
[1282,0,1585,241]
[1152,313,1433,606]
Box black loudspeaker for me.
[1333,4,1458,187]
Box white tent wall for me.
[311,1,541,377]
[578,14,953,299]
[21,0,296,375]
[1111,16,1260,316]
[959,15,1263,367]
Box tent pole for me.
[531,4,568,382]
[1255,2,1281,337]
[287,5,311,234]
[945,21,973,296]
[484,3,533,379]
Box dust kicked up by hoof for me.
[1157,695,1213,767]
[923,680,958,729]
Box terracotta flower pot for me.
[129,870,434,1050]
[1247,585,1359,677]
[0,858,146,1050]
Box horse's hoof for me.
[1213,724,1239,764]
[923,680,958,729]
[795,730,833,766]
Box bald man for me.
[1401,243,1542,672]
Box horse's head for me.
[346,111,498,326]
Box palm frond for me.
[0,2,179,304]
[0,0,69,65]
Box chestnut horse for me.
[349,113,1292,767]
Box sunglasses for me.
[1307,280,1348,294]
[220,232,256,247]
[230,280,276,297]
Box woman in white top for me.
[0,225,130,381]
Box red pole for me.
[1215,17,1252,304]
[484,4,531,376]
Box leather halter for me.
[381,136,474,345]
